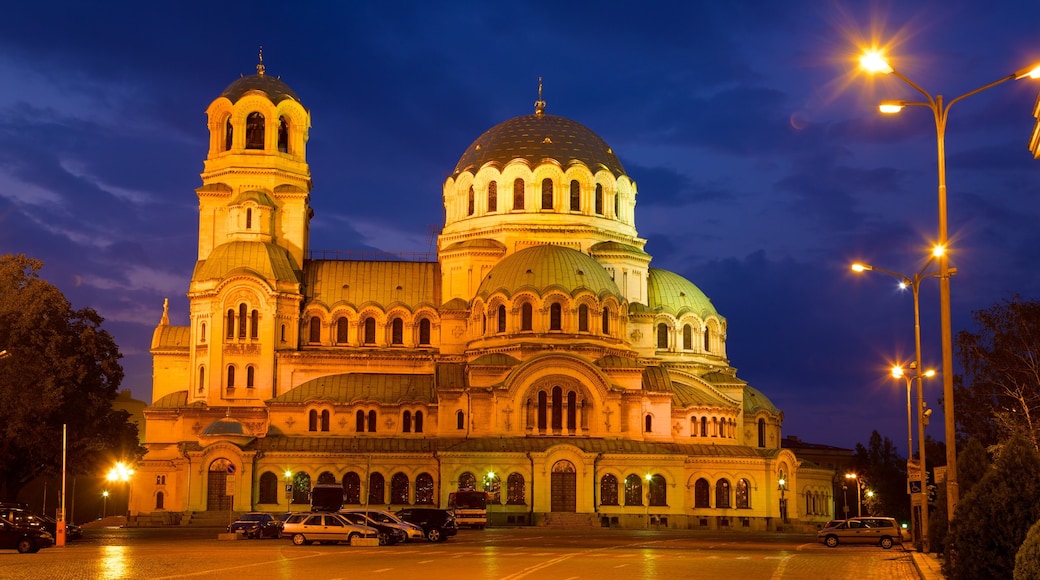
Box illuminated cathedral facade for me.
[135,61,835,529]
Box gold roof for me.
[303,260,439,310]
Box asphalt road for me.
[0,525,920,580]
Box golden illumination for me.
[891,366,905,379]
[879,101,904,114]
[1014,64,1040,80]
[851,263,871,272]
[106,462,134,483]
[924,369,936,378]
[860,50,893,74]
[932,245,945,258]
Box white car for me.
[339,508,424,541]
[281,512,378,546]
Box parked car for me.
[0,516,54,553]
[817,516,910,549]
[338,511,406,545]
[227,512,282,539]
[395,508,458,542]
[0,508,46,532]
[821,519,846,529]
[37,514,83,541]
[281,512,378,546]
[339,508,424,542]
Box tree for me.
[945,435,1040,579]
[851,430,908,523]
[929,438,989,554]
[0,254,143,501]
[1015,518,1040,580]
[955,296,1040,450]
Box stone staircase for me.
[182,511,239,527]
[542,512,599,528]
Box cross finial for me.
[534,77,546,116]
[257,45,265,76]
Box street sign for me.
[226,475,236,495]
[285,484,292,492]
[227,464,236,475]
[909,480,923,494]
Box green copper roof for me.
[194,241,301,284]
[270,373,436,405]
[470,353,521,367]
[646,268,720,319]
[151,391,189,409]
[744,385,780,415]
[221,73,300,105]
[670,380,735,408]
[155,326,190,349]
[589,241,649,256]
[202,418,249,436]
[642,366,672,392]
[476,245,621,300]
[303,260,439,310]
[231,190,276,207]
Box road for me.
[0,526,920,580]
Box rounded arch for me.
[504,352,612,403]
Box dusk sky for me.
[2,1,1039,451]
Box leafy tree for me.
[955,296,1040,449]
[945,435,1040,579]
[929,438,989,554]
[851,430,908,523]
[0,254,143,501]
[1015,518,1040,580]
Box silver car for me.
[817,516,910,549]
[339,508,424,542]
[281,512,378,546]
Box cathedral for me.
[136,59,835,530]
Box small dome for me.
[646,268,720,319]
[452,113,625,179]
[221,73,299,105]
[193,241,301,284]
[476,245,621,299]
[202,417,248,436]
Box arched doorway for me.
[207,459,234,511]
[550,460,576,512]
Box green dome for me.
[476,245,621,300]
[221,73,299,105]
[193,241,301,284]
[646,268,720,319]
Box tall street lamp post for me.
[102,491,109,519]
[893,363,936,551]
[859,51,1040,520]
[106,462,134,523]
[845,473,862,518]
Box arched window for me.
[541,178,553,209]
[418,319,431,345]
[368,410,377,433]
[317,471,337,485]
[600,474,619,505]
[602,307,610,334]
[758,418,766,447]
[415,473,435,504]
[456,410,465,430]
[704,326,711,352]
[648,474,667,506]
[363,318,376,344]
[716,479,731,508]
[537,391,547,430]
[259,472,278,504]
[239,303,247,338]
[391,472,410,504]
[506,473,526,505]
[657,323,668,348]
[224,117,233,151]
[549,303,562,330]
[246,208,253,230]
[683,324,692,350]
[694,478,710,508]
[343,472,361,504]
[645,414,653,433]
[701,416,708,436]
[246,366,255,388]
[308,410,318,431]
[569,180,580,211]
[513,178,525,210]
[292,471,311,504]
[736,478,751,509]
[487,181,497,212]
[614,190,620,218]
[402,410,412,433]
[356,410,365,432]
[198,366,205,393]
[595,184,603,214]
[246,112,265,149]
[415,411,424,433]
[226,309,234,338]
[483,472,501,504]
[280,324,286,342]
[226,366,235,388]
[250,310,259,339]
[521,303,533,331]
[467,186,475,216]
[336,318,348,343]
[155,491,164,510]
[497,305,506,333]
[278,116,289,153]
[368,473,385,505]
[624,474,643,506]
[391,318,403,345]
[321,410,330,432]
[567,391,577,430]
[458,472,477,491]
[200,322,206,343]
[309,316,321,343]
[578,304,589,332]
[551,387,563,431]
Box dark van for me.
[309,484,345,512]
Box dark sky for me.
[2,1,1039,450]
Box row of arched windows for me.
[481,302,616,337]
[527,386,586,433]
[302,409,427,433]
[464,178,620,219]
[655,321,716,353]
[205,364,256,391]
[260,470,437,506]
[688,415,738,439]
[457,471,527,505]
[804,490,831,516]
[225,112,291,153]
[691,477,752,509]
[307,316,433,347]
[599,474,669,506]
[201,303,259,343]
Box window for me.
[648,474,667,506]
[356,410,365,432]
[694,478,710,508]
[321,410,330,432]
[569,180,580,211]
[368,410,376,433]
[549,303,562,330]
[278,116,289,153]
[291,471,311,504]
[245,208,252,230]
[198,366,205,394]
[683,324,692,350]
[506,473,526,505]
[368,473,385,505]
[497,305,506,333]
[335,318,348,343]
[246,112,265,149]
[614,190,620,218]
[537,391,547,430]
[280,324,286,342]
[226,309,234,338]
[657,323,668,349]
[736,479,750,509]
[716,479,731,508]
[645,414,653,433]
[391,472,410,504]
[225,117,233,151]
[250,310,258,339]
[484,473,501,504]
[418,319,431,345]
[317,471,337,485]
[624,474,643,506]
[567,391,576,430]
[308,410,318,431]
[456,410,465,430]
[758,418,766,447]
[343,472,361,504]
[402,411,412,433]
[415,473,434,504]
[239,304,247,338]
[364,318,376,344]
[458,472,477,491]
[595,184,603,214]
[701,416,708,437]
[246,366,255,388]
[259,472,278,504]
[391,318,403,345]
[541,178,553,209]
[600,474,619,505]
[226,366,235,388]
[521,303,533,331]
[155,492,164,510]
[602,308,610,334]
[415,410,424,433]
[487,181,497,212]
[578,305,588,332]
[513,178,524,210]
[200,322,206,343]
[309,316,321,343]
[467,186,475,216]
[704,326,711,352]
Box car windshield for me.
[241,514,267,522]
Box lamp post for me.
[102,491,109,519]
[845,473,862,518]
[284,470,293,513]
[893,363,936,550]
[859,50,1040,521]
[106,462,134,523]
[778,477,788,524]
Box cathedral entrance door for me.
[550,460,576,512]
[206,459,233,511]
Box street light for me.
[860,49,1040,521]
[893,363,935,550]
[106,461,134,522]
[778,477,788,523]
[845,473,862,518]
[102,491,109,519]
[284,470,293,512]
